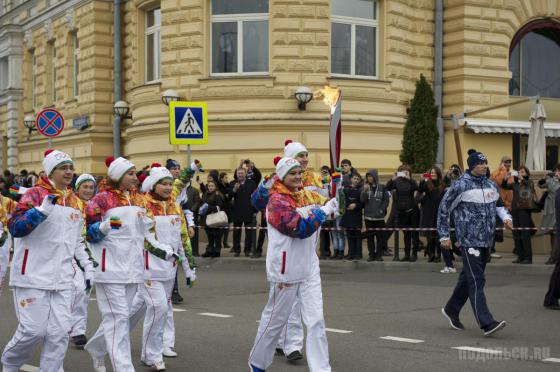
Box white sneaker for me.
[490,253,501,258]
[163,347,178,357]
[150,360,166,371]
[92,357,106,372]
[440,267,456,274]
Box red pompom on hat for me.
[105,156,115,167]
[284,139,293,146]
[138,173,148,184]
[273,156,282,166]
[44,149,55,157]
[151,163,161,168]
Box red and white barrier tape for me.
[194,225,556,232]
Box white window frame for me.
[51,43,56,103]
[210,11,269,76]
[331,5,379,80]
[145,7,161,83]
[73,33,79,98]
[32,52,37,109]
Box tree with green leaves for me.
[400,74,439,173]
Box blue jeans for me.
[445,246,496,329]
[331,217,345,252]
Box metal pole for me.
[47,137,52,149]
[434,0,444,168]
[187,144,191,166]
[112,0,122,158]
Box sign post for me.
[169,101,208,165]
[36,108,65,149]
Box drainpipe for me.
[113,0,122,158]
[434,0,444,168]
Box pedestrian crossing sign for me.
[169,101,208,145]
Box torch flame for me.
[313,86,341,108]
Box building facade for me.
[0,0,559,175]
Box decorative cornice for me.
[65,8,76,32]
[43,19,54,41]
[23,29,33,50]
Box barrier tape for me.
[194,225,556,232]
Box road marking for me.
[543,358,560,363]
[452,346,502,355]
[380,336,424,344]
[20,365,39,372]
[325,328,353,334]
[198,312,232,318]
[173,308,187,312]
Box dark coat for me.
[180,184,202,214]
[200,191,225,227]
[228,179,257,223]
[418,180,445,229]
[386,177,418,212]
[340,186,363,228]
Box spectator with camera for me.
[361,168,389,261]
[538,165,560,265]
[228,167,257,257]
[418,167,445,263]
[501,165,536,264]
[386,165,420,262]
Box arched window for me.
[509,20,560,98]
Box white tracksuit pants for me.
[70,266,90,337]
[85,283,137,372]
[276,298,304,355]
[1,287,72,372]
[0,267,6,298]
[249,272,331,372]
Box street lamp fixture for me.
[162,89,180,106]
[113,100,132,119]
[294,86,313,111]
[24,114,36,133]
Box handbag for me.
[206,206,229,228]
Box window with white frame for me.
[73,33,79,97]
[211,0,269,75]
[145,7,161,82]
[32,52,37,108]
[331,0,377,78]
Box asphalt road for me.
[0,258,559,372]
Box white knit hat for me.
[75,173,96,190]
[43,149,73,177]
[275,157,301,181]
[141,167,173,193]
[106,156,135,182]
[283,140,308,159]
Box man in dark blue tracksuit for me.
[437,149,513,336]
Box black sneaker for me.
[275,348,284,356]
[171,292,183,304]
[544,303,560,310]
[286,350,303,362]
[483,320,506,336]
[72,334,87,348]
[441,307,465,330]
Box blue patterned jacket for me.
[437,171,511,248]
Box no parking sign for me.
[36,108,65,138]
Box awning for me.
[465,119,560,137]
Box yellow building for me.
[0,0,560,176]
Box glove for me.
[186,268,197,288]
[36,195,58,216]
[199,203,209,216]
[99,217,122,235]
[85,279,92,295]
[320,198,339,216]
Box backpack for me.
[516,181,536,210]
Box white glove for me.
[187,267,197,282]
[320,198,339,216]
[36,195,58,216]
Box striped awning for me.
[465,119,560,138]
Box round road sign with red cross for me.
[36,108,65,138]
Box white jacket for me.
[10,204,93,291]
[145,214,192,281]
[90,205,148,284]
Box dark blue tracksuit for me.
[437,172,512,329]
